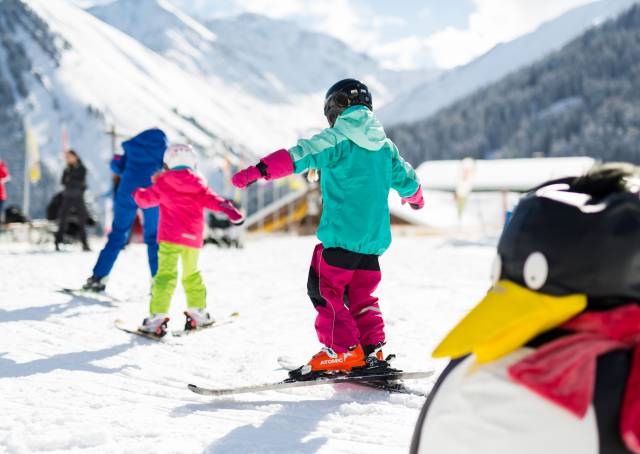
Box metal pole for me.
[110,124,117,154]
[257,184,264,230]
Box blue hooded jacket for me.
[111,128,168,201]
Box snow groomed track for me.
[0,235,494,453]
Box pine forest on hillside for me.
[388,5,640,165]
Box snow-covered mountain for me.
[379,0,640,125]
[0,0,257,216]
[0,0,429,218]
[87,0,430,145]
[387,4,640,165]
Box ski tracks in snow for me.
[0,236,494,453]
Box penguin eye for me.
[490,254,502,285]
[523,252,549,290]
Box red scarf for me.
[509,304,640,453]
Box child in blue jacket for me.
[83,128,168,292]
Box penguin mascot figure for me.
[412,163,640,454]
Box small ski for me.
[188,370,434,397]
[277,356,427,396]
[171,312,239,337]
[114,319,166,341]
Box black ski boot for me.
[82,275,106,293]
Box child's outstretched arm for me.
[231,149,293,188]
[231,129,342,189]
[390,145,424,210]
[133,184,161,208]
[202,189,244,224]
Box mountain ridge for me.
[387,4,640,166]
[379,0,639,126]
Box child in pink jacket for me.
[133,144,244,336]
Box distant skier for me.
[83,128,168,292]
[232,78,424,375]
[55,150,90,251]
[133,144,244,336]
[0,157,10,224]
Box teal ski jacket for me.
[288,105,420,255]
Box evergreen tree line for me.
[388,5,640,166]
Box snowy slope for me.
[379,0,640,125]
[0,235,495,453]
[88,0,430,146]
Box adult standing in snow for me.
[83,128,168,292]
[232,79,424,376]
[55,150,90,251]
[0,158,10,224]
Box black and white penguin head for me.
[495,163,640,308]
[433,163,640,363]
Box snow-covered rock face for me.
[0,0,254,217]
[87,0,426,144]
[0,0,422,218]
[203,13,380,99]
[379,0,640,125]
[0,0,72,215]
[90,0,380,99]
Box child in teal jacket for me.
[232,79,424,376]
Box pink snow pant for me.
[307,243,385,353]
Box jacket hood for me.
[333,105,387,151]
[158,169,207,195]
[122,128,168,156]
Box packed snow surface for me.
[0,234,496,453]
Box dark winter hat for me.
[497,163,640,307]
[324,78,372,127]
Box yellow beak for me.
[432,280,587,364]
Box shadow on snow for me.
[0,343,134,378]
[172,389,392,454]
[0,294,115,324]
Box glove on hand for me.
[401,185,424,210]
[231,149,293,189]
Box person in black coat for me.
[55,150,90,251]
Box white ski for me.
[188,370,434,397]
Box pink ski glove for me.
[231,166,262,189]
[219,199,245,225]
[232,149,294,188]
[402,185,424,210]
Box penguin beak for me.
[432,280,587,364]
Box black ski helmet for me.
[496,163,640,308]
[324,78,373,127]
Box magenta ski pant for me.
[307,243,385,353]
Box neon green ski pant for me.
[150,242,206,314]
